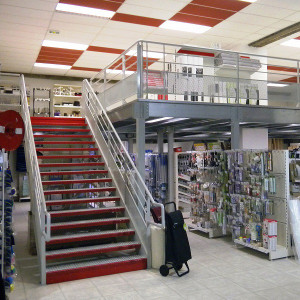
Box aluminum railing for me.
[82,79,165,233]
[20,74,50,285]
[90,40,300,111]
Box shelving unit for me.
[53,84,82,117]
[33,88,51,117]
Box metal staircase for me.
[19,75,164,285]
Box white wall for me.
[241,128,268,150]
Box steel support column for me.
[167,127,174,202]
[231,120,241,149]
[157,129,164,154]
[136,117,146,181]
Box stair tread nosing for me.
[36,148,98,152]
[39,162,104,168]
[34,135,92,138]
[33,128,90,133]
[40,170,108,176]
[44,187,116,195]
[46,255,147,273]
[35,141,95,144]
[46,241,141,256]
[38,155,101,160]
[49,206,125,217]
[42,178,112,185]
[45,196,120,206]
[51,217,129,229]
[47,229,135,244]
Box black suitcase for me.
[158,202,191,277]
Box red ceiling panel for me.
[59,0,125,11]
[191,0,250,12]
[281,76,298,83]
[87,46,124,54]
[71,66,102,72]
[295,36,300,40]
[268,66,297,73]
[171,13,222,27]
[177,49,215,57]
[36,46,83,66]
[180,4,236,20]
[111,13,165,27]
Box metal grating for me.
[46,255,147,272]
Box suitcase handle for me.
[164,201,176,212]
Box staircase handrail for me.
[83,79,165,229]
[20,75,51,241]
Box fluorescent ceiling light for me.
[146,117,173,124]
[159,20,211,34]
[127,50,164,59]
[162,118,189,124]
[42,40,88,51]
[240,0,257,2]
[56,3,115,18]
[281,39,300,48]
[34,63,71,70]
[106,69,134,75]
[267,83,288,87]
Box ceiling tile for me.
[44,30,96,45]
[217,20,264,34]
[74,52,119,68]
[268,19,295,30]
[111,13,164,27]
[258,0,300,10]
[59,0,124,11]
[98,27,149,40]
[227,13,280,27]
[66,69,95,78]
[191,0,249,12]
[0,4,54,19]
[145,34,191,45]
[0,13,50,28]
[240,3,295,19]
[49,20,102,34]
[32,67,69,76]
[52,11,110,27]
[206,28,248,39]
[123,0,190,12]
[150,28,199,40]
[117,4,175,20]
[0,0,57,11]
[287,12,300,22]
[171,13,221,27]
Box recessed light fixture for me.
[42,40,88,51]
[159,20,211,34]
[267,83,288,87]
[240,0,257,2]
[281,39,300,48]
[34,63,71,70]
[146,117,173,124]
[127,50,164,59]
[56,3,115,18]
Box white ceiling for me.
[0,0,300,78]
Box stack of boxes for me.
[263,219,277,251]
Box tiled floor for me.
[8,202,300,300]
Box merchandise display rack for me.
[33,88,51,117]
[175,150,292,259]
[0,149,16,292]
[53,84,82,118]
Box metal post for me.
[137,43,144,99]
[236,53,239,104]
[167,127,175,202]
[297,61,299,108]
[231,120,241,150]
[40,236,46,285]
[122,55,126,105]
[157,129,164,154]
[128,137,134,154]
[136,117,146,181]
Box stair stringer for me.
[84,114,150,264]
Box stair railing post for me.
[137,42,144,99]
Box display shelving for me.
[33,88,51,117]
[53,84,82,117]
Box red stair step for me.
[38,155,101,160]
[36,148,98,152]
[31,117,85,122]
[46,255,147,284]
[44,187,116,195]
[46,229,135,245]
[46,242,141,261]
[31,121,87,127]
[34,135,93,139]
[33,128,90,133]
[40,170,108,176]
[50,206,125,217]
[39,162,104,168]
[45,196,120,206]
[42,178,112,185]
[51,217,129,230]
[35,141,95,145]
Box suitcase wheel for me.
[159,265,169,277]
